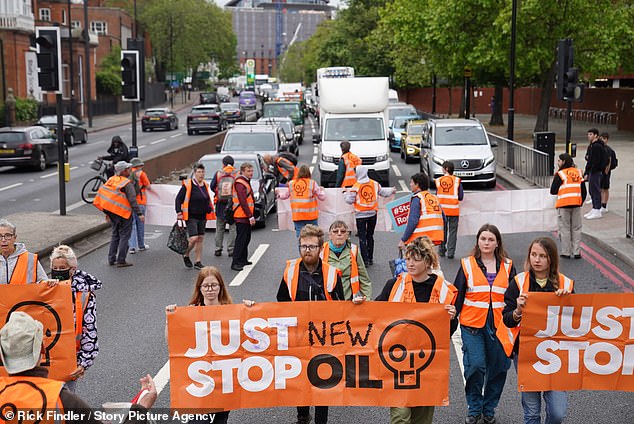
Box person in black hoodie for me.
[583,128,605,219]
[100,135,131,177]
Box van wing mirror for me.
[490,137,498,147]
[313,134,321,144]
[215,144,222,152]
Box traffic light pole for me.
[131,102,137,152]
[56,93,66,216]
[565,100,573,156]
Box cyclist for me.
[99,136,130,177]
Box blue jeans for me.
[513,356,567,424]
[294,219,318,238]
[461,324,511,417]
[128,204,146,249]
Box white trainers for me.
[600,207,608,214]
[138,244,150,251]
[129,248,137,254]
[585,209,603,220]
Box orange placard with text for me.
[168,301,450,409]
[0,284,76,381]
[518,292,634,392]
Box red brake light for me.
[19,143,34,149]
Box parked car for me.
[200,92,218,105]
[219,102,244,123]
[141,108,179,131]
[389,115,417,152]
[216,123,288,157]
[37,114,87,146]
[257,117,299,155]
[419,118,497,188]
[187,105,226,135]
[400,119,427,163]
[0,126,68,171]
[239,91,257,110]
[199,153,277,228]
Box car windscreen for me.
[263,104,299,118]
[201,158,261,180]
[388,107,417,121]
[408,124,424,135]
[220,103,239,111]
[223,133,276,152]
[393,118,410,130]
[240,92,255,99]
[435,126,488,146]
[325,117,385,141]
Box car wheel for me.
[255,208,266,229]
[175,121,179,129]
[142,126,147,132]
[187,129,193,135]
[35,151,46,171]
[81,131,87,144]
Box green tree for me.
[96,46,122,96]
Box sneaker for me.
[183,256,193,268]
[138,244,149,251]
[574,254,582,259]
[129,248,136,254]
[296,414,312,424]
[482,416,496,424]
[214,250,222,257]
[194,261,204,270]
[231,264,244,271]
[439,251,446,257]
[585,209,603,220]
[600,206,608,214]
[465,415,481,424]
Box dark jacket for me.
[584,139,606,174]
[401,190,422,242]
[102,143,130,163]
[277,259,344,301]
[175,179,212,220]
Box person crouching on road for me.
[0,218,48,284]
[498,237,573,424]
[376,236,457,424]
[231,162,256,272]
[398,172,444,250]
[322,220,372,301]
[277,164,326,238]
[0,311,157,422]
[94,161,144,267]
[50,245,101,392]
[277,224,344,424]
[344,165,395,265]
[175,163,215,270]
[435,161,464,259]
[128,157,151,254]
[263,153,298,184]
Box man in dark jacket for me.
[583,128,605,220]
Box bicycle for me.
[81,158,111,204]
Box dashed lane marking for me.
[398,179,409,193]
[391,165,402,177]
[150,138,167,145]
[229,243,269,287]
[53,200,86,214]
[311,156,317,164]
[170,133,181,138]
[0,183,23,192]
[40,171,58,179]
[139,145,147,149]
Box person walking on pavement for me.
[498,237,573,424]
[336,140,361,188]
[453,224,517,424]
[277,165,326,238]
[209,155,237,257]
[344,165,395,265]
[128,157,151,254]
[321,220,372,301]
[277,224,344,424]
[583,128,606,220]
[94,161,143,267]
[231,162,256,271]
[0,219,48,284]
[600,132,617,214]
[398,172,444,250]
[175,163,215,270]
[99,135,131,178]
[263,153,298,184]
[550,153,586,259]
[435,161,464,259]
[0,311,158,422]
[49,245,101,392]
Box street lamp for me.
[508,0,517,140]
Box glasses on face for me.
[201,283,220,291]
[330,229,348,235]
[299,244,320,252]
[0,234,15,240]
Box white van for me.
[419,119,497,188]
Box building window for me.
[61,9,66,25]
[39,8,51,22]
[90,21,107,36]
[72,21,82,30]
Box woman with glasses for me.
[321,220,372,301]
[49,244,102,392]
[0,218,48,284]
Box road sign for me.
[464,66,472,78]
[246,59,255,69]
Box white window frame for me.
[72,21,82,30]
[39,8,51,22]
[90,21,107,36]
[61,9,67,25]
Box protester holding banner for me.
[277,165,326,238]
[277,224,344,424]
[549,153,586,259]
[453,224,516,424]
[0,219,49,284]
[499,237,573,424]
[398,173,444,249]
[435,161,464,259]
[344,165,396,265]
[376,236,457,424]
[49,245,101,392]
[321,220,371,301]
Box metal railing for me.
[488,133,551,188]
[627,184,634,239]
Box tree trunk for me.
[458,84,465,118]
[534,63,556,132]
[489,85,504,126]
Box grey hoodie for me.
[1,243,48,284]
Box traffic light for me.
[35,27,62,92]
[121,50,140,101]
[127,38,146,101]
[556,39,573,101]
[564,68,584,102]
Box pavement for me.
[4,106,634,272]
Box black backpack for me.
[607,145,618,170]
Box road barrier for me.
[488,133,551,188]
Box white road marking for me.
[309,166,314,174]
[40,171,58,179]
[139,145,147,149]
[311,155,317,164]
[271,228,280,232]
[170,133,181,138]
[398,179,409,192]
[313,146,318,154]
[391,164,402,177]
[0,183,23,192]
[451,326,467,385]
[70,166,79,170]
[153,360,171,396]
[150,138,167,145]
[53,200,86,214]
[229,243,269,287]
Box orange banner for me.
[0,284,76,381]
[168,301,450,409]
[518,292,634,392]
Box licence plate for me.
[455,171,475,177]
[150,117,160,121]
[0,149,15,154]
[198,117,208,120]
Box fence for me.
[548,107,617,125]
[488,133,551,188]
[627,184,634,239]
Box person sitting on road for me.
[0,218,49,284]
[99,135,131,178]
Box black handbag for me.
[167,220,188,254]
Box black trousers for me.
[297,406,328,424]
[107,212,133,264]
[356,214,377,262]
[232,222,252,267]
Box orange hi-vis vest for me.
[496,272,574,356]
[73,290,91,351]
[0,375,65,423]
[289,178,319,221]
[181,179,215,221]
[341,152,361,187]
[276,157,298,181]
[9,251,38,284]
[232,177,254,219]
[131,168,149,206]
[351,180,380,213]
[215,165,237,204]
[387,272,457,305]
[93,175,132,219]
[283,258,340,301]
[459,256,512,331]
[321,242,360,296]
[435,175,461,217]
[555,167,583,208]
[405,191,444,245]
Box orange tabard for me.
[388,272,457,305]
[352,180,380,213]
[434,175,461,216]
[8,251,38,284]
[555,167,583,208]
[341,152,361,187]
[181,179,215,221]
[93,175,132,219]
[289,178,319,221]
[405,191,444,245]
[321,242,360,296]
[232,177,254,219]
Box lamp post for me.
[67,0,75,117]
[507,0,517,140]
[83,0,92,127]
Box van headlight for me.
[483,154,495,167]
[321,154,335,163]
[253,191,260,202]
[376,154,388,162]
[432,156,445,166]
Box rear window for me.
[223,133,276,152]
[145,110,167,116]
[0,132,26,142]
[435,126,488,146]
[388,107,417,121]
[263,103,299,118]
[191,106,218,114]
[220,103,239,111]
